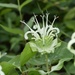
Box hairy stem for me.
[17,0,22,20]
[45,54,49,75]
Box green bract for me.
[29,36,59,54]
[21,13,60,54]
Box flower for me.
[21,13,60,54]
[67,32,75,54]
[0,66,5,75]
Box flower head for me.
[0,65,5,75]
[21,13,59,41]
[67,32,75,54]
[21,13,60,54]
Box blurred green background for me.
[0,0,75,54]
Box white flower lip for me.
[67,32,75,54]
[21,13,60,41]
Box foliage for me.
[0,0,75,75]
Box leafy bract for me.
[20,43,36,66]
[8,55,21,70]
[29,36,59,54]
[0,62,18,75]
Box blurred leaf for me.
[0,8,12,16]
[0,3,18,9]
[28,55,46,65]
[0,24,24,36]
[65,62,75,74]
[28,41,73,66]
[9,55,21,70]
[25,67,39,72]
[48,41,73,64]
[24,17,33,32]
[50,58,71,73]
[64,7,75,20]
[64,20,75,30]
[20,43,36,66]
[0,62,18,75]
[28,71,41,75]
[0,55,14,62]
[43,2,53,11]
[20,0,32,9]
[50,72,60,75]
[5,12,17,22]
[10,37,21,50]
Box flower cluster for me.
[21,13,60,54]
[0,66,5,75]
[67,32,75,54]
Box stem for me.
[17,0,22,20]
[45,54,49,75]
[64,66,71,75]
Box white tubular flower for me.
[21,13,60,54]
[21,13,60,41]
[0,66,5,75]
[67,32,75,54]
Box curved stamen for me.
[20,21,34,32]
[24,31,32,39]
[46,13,49,26]
[40,15,45,45]
[52,28,60,34]
[71,32,75,39]
[51,15,58,26]
[67,39,75,54]
[34,15,40,30]
[22,13,60,43]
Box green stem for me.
[17,0,22,20]
[45,54,49,75]
[64,66,70,75]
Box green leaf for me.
[28,71,41,75]
[10,37,21,50]
[48,41,73,64]
[28,41,73,66]
[0,62,18,75]
[0,3,18,9]
[28,55,46,65]
[50,72,60,75]
[64,7,75,20]
[43,2,53,11]
[50,58,71,73]
[20,0,32,9]
[64,7,75,30]
[64,20,75,30]
[0,8,12,16]
[20,43,36,66]
[8,55,21,70]
[0,24,24,36]
[65,62,75,74]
